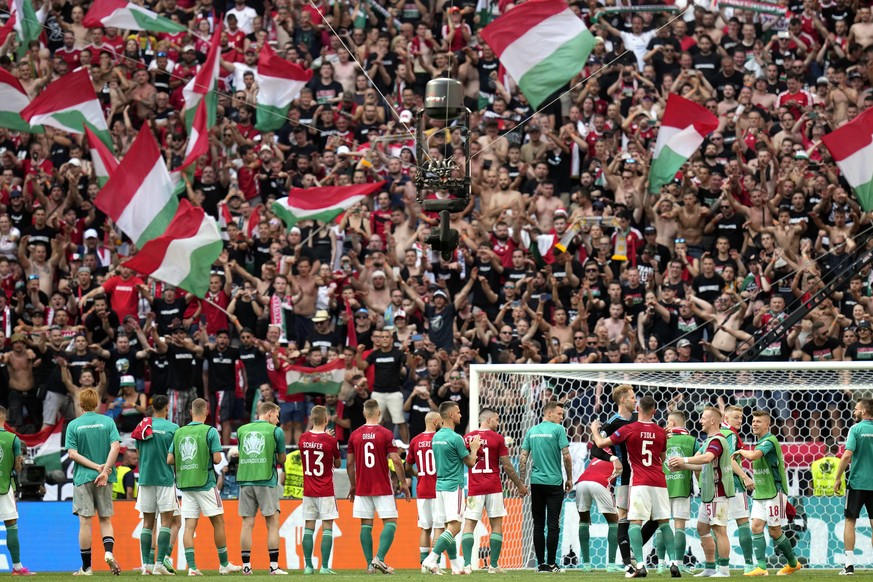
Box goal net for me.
[468,362,873,571]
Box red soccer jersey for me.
[409,431,437,499]
[101,275,144,320]
[465,429,508,496]
[576,458,614,488]
[610,421,668,488]
[298,430,340,497]
[348,424,398,496]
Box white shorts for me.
[729,492,750,520]
[435,488,466,524]
[671,497,691,521]
[465,492,507,521]
[575,481,617,515]
[615,485,629,510]
[750,492,787,527]
[136,485,179,515]
[417,497,444,530]
[628,485,671,522]
[180,488,224,519]
[0,489,18,521]
[371,391,406,424]
[353,495,398,519]
[303,496,339,521]
[698,497,730,527]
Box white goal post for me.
[468,362,873,570]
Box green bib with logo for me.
[752,434,787,500]
[700,434,735,502]
[237,421,278,483]
[664,432,696,498]
[0,431,16,494]
[173,424,211,489]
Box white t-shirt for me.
[619,29,657,70]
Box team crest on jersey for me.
[242,431,266,456]
[180,436,198,462]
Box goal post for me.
[468,362,873,570]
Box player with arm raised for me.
[733,411,801,577]
[422,401,482,576]
[575,448,619,572]
[658,411,696,576]
[591,395,679,579]
[669,406,735,578]
[346,399,410,574]
[461,408,529,574]
[721,405,756,573]
[299,405,342,575]
[589,385,639,570]
[406,411,446,572]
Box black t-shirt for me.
[562,347,598,363]
[193,180,227,218]
[239,344,268,389]
[425,302,456,350]
[166,344,199,390]
[308,329,340,352]
[307,78,344,104]
[203,345,240,392]
[845,340,873,361]
[621,283,646,318]
[152,297,188,335]
[23,224,57,253]
[693,273,725,304]
[84,310,121,346]
[802,337,841,361]
[713,214,745,251]
[365,348,406,392]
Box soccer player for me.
[0,406,33,575]
[237,401,287,574]
[347,399,410,574]
[519,400,573,574]
[591,395,678,578]
[589,385,638,570]
[574,452,618,572]
[421,401,481,575]
[669,406,735,577]
[167,398,242,575]
[659,411,696,575]
[135,395,180,576]
[406,411,445,571]
[66,388,122,576]
[462,408,528,573]
[722,405,756,573]
[833,397,873,576]
[733,411,801,576]
[299,404,341,575]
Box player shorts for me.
[303,496,340,521]
[845,488,873,519]
[181,488,224,519]
[371,391,405,424]
[239,485,281,517]
[0,489,18,521]
[615,485,630,511]
[698,497,730,527]
[575,481,617,515]
[750,492,787,527]
[435,488,466,524]
[671,496,691,520]
[73,482,114,518]
[627,485,671,522]
[465,492,507,521]
[353,495,398,519]
[136,485,179,514]
[416,497,444,530]
[729,492,750,520]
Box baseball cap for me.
[183,45,195,52]
[677,339,692,347]
[816,76,829,86]
[9,189,21,199]
[356,307,369,315]
[85,228,99,239]
[859,320,872,330]
[553,208,568,218]
[68,158,81,167]
[644,225,656,233]
[336,145,351,155]
[77,266,91,275]
[120,375,136,387]
[528,124,541,132]
[259,144,272,152]
[394,309,407,319]
[399,110,413,124]
[10,333,25,343]
[372,270,386,279]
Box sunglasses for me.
[675,238,686,244]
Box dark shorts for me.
[216,390,245,423]
[845,487,873,519]
[280,401,306,425]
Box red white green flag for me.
[822,106,873,211]
[272,182,386,229]
[21,69,111,147]
[84,0,188,33]
[255,44,312,132]
[0,68,39,133]
[183,21,222,130]
[84,125,118,187]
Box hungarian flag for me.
[84,0,187,32]
[179,98,209,171]
[481,0,593,109]
[21,69,112,147]
[8,422,64,473]
[822,106,873,211]
[4,0,43,58]
[272,182,385,229]
[0,68,39,133]
[286,360,346,396]
[95,123,179,247]
[255,44,312,132]
[182,20,222,130]
[648,94,719,194]
[124,199,223,298]
[84,125,118,187]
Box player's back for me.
[298,430,340,498]
[617,421,667,488]
[409,431,437,499]
[576,458,613,489]
[465,429,507,496]
[137,418,179,487]
[348,423,397,496]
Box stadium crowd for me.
[0,0,870,448]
